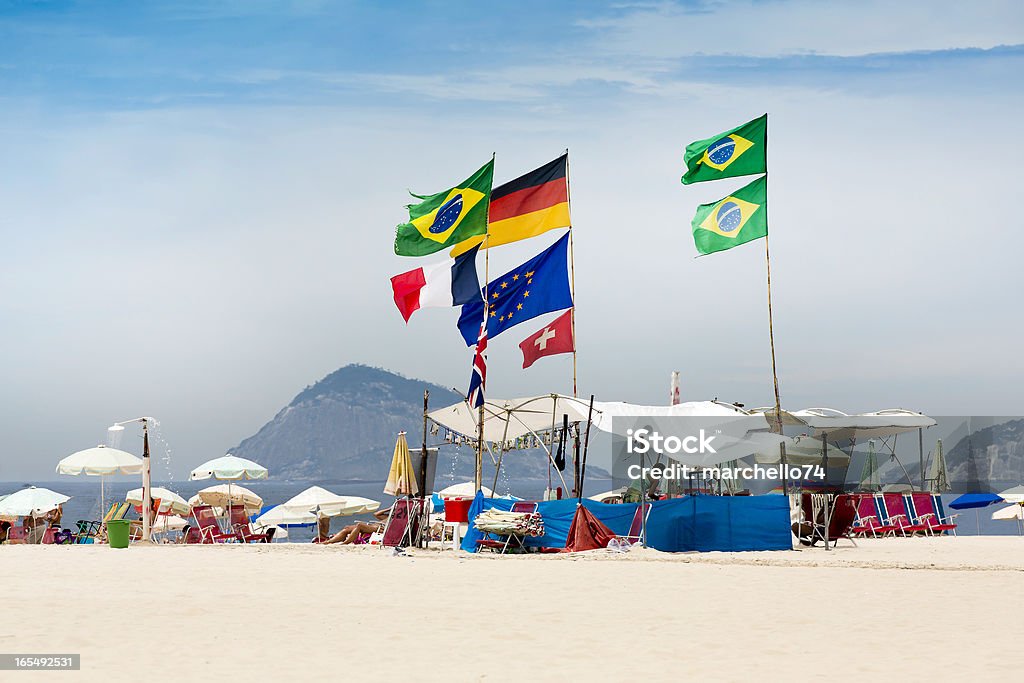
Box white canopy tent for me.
[751,407,937,438]
[751,407,937,489]
[429,395,790,495]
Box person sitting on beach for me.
[320,508,389,545]
[322,520,384,545]
[0,520,11,544]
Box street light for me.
[109,417,156,543]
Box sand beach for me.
[3,537,1021,681]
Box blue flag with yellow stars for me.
[457,231,573,346]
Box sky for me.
[1,0,1022,479]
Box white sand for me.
[2,537,1021,681]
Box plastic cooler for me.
[106,520,130,549]
[445,498,472,523]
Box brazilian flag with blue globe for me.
[395,158,494,256]
[691,175,767,255]
[681,114,767,185]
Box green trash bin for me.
[106,520,130,549]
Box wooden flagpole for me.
[565,148,578,399]
[475,154,495,493]
[763,120,788,496]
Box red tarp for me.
[564,504,616,552]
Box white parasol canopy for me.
[150,514,189,533]
[0,486,71,517]
[437,482,494,498]
[189,454,268,481]
[992,504,1024,520]
[189,484,263,511]
[126,487,190,515]
[754,434,852,466]
[751,408,937,442]
[257,488,380,527]
[57,445,143,476]
[430,395,778,438]
[258,486,380,526]
[997,485,1024,504]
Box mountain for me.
[942,418,1024,491]
[229,364,606,485]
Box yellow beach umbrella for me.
[384,432,418,497]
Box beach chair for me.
[808,495,858,547]
[382,498,423,548]
[880,493,928,536]
[181,524,203,544]
[191,505,237,543]
[850,494,898,537]
[908,493,958,536]
[74,502,131,544]
[475,502,543,553]
[227,505,273,543]
[618,502,651,546]
[5,525,28,544]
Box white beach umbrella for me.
[992,502,1024,535]
[992,504,1024,520]
[256,504,316,527]
[0,486,71,517]
[438,482,493,498]
[284,486,380,517]
[189,454,268,481]
[997,485,1024,504]
[150,514,189,534]
[257,488,381,527]
[126,487,190,515]
[57,445,143,476]
[57,445,143,513]
[190,484,263,510]
[318,495,381,517]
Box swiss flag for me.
[519,309,574,369]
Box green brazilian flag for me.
[394,159,494,257]
[691,175,767,255]
[681,114,767,185]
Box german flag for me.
[451,154,570,256]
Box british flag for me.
[466,320,487,408]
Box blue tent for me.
[460,493,791,553]
[949,493,1003,510]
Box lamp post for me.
[109,417,155,543]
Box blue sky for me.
[1,0,1022,478]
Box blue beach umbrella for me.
[949,493,1003,510]
[949,492,1003,535]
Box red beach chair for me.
[850,494,898,537]
[227,505,273,543]
[191,505,237,543]
[619,502,651,546]
[908,493,958,536]
[880,493,928,536]
[810,495,858,547]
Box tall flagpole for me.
[475,153,495,493]
[565,149,578,398]
[476,234,488,492]
[763,117,788,496]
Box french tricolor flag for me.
[390,244,481,323]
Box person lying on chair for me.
[321,509,390,545]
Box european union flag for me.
[457,232,573,346]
